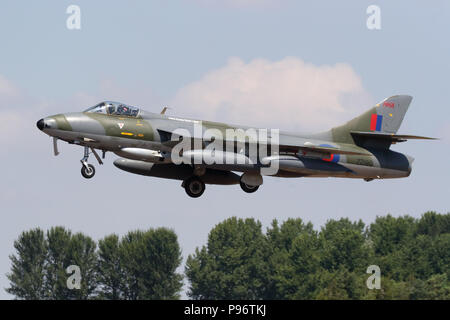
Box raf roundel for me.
[319,144,340,163]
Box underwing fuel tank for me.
[113,158,240,185]
[114,148,170,163]
[263,155,307,173]
[264,155,353,176]
[181,150,254,165]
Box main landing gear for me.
[181,173,261,198]
[80,146,104,179]
[239,173,261,193]
[182,176,206,198]
[240,180,259,193]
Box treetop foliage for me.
[186,211,450,300]
[7,227,183,300]
[7,211,449,300]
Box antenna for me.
[160,106,171,115]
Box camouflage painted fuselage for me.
[40,105,413,181]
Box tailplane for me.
[329,95,435,148]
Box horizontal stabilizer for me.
[351,131,437,144]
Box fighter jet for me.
[36,95,435,198]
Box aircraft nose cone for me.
[36,119,45,130]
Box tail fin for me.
[330,95,412,145]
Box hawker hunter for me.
[36,95,434,198]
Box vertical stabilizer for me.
[330,95,413,145]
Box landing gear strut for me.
[182,176,205,198]
[80,146,103,179]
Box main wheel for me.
[81,164,95,179]
[183,177,205,198]
[240,180,259,193]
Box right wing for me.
[158,128,369,160]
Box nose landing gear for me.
[80,146,104,179]
[81,164,96,179]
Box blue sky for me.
[0,0,449,299]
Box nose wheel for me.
[81,164,96,179]
[80,146,103,179]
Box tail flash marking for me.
[370,114,383,132]
[376,115,383,131]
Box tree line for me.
[7,227,182,299]
[7,211,450,299]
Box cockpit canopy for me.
[84,101,140,117]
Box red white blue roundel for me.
[319,144,340,163]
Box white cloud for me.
[173,57,373,132]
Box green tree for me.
[314,267,367,300]
[429,233,450,277]
[266,218,314,252]
[266,219,320,299]
[369,215,416,256]
[418,274,450,299]
[97,234,122,299]
[44,227,97,300]
[43,227,71,299]
[7,212,450,300]
[6,228,47,299]
[320,218,369,273]
[416,211,450,237]
[186,217,270,299]
[7,227,97,300]
[119,228,183,300]
[66,232,98,299]
[368,277,411,300]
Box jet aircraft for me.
[36,95,434,198]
